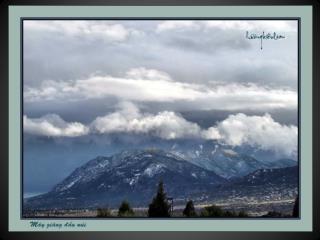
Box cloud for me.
[166,33,251,53]
[203,113,297,157]
[125,67,172,81]
[24,68,297,111]
[203,20,297,32]
[24,20,136,42]
[91,102,202,139]
[24,68,203,102]
[23,102,202,140]
[24,114,89,137]
[157,20,297,33]
[24,103,297,157]
[23,20,298,98]
[156,21,200,32]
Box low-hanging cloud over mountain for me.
[90,102,202,139]
[202,113,297,157]
[24,102,297,157]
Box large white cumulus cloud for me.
[23,103,297,157]
[203,113,297,157]
[91,102,202,139]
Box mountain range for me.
[24,148,298,210]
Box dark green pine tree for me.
[183,200,197,217]
[292,195,299,217]
[118,200,134,217]
[148,180,171,217]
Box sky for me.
[23,20,298,195]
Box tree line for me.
[97,180,299,218]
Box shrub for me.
[262,211,283,218]
[200,205,248,218]
[237,210,249,217]
[200,205,224,217]
[118,200,134,217]
[97,208,111,217]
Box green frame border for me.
[9,6,312,232]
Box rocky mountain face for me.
[24,149,298,210]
